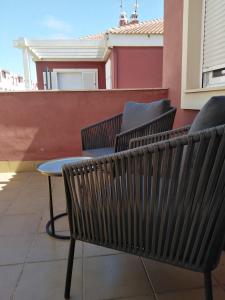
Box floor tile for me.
[83,254,153,300]
[0,264,23,300]
[217,252,225,266]
[13,259,82,300]
[0,235,33,265]
[26,233,82,262]
[2,171,225,300]
[156,286,225,300]
[38,210,69,233]
[213,262,225,286]
[0,200,12,214]
[83,242,121,257]
[0,188,21,202]
[116,296,155,300]
[0,214,41,236]
[5,197,47,215]
[143,259,205,293]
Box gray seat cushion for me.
[120,99,171,132]
[83,147,114,158]
[189,96,225,133]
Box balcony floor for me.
[1,172,225,300]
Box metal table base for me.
[47,176,70,240]
[37,156,91,240]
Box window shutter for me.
[43,71,48,90]
[43,70,58,89]
[203,0,225,72]
[82,72,97,90]
[51,72,58,89]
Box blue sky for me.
[0,0,163,80]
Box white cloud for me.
[42,14,72,34]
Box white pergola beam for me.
[22,48,31,89]
[14,37,107,62]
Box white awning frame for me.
[14,38,109,62]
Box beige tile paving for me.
[83,254,154,300]
[26,233,82,262]
[0,200,12,214]
[83,242,121,257]
[5,197,47,215]
[0,235,34,265]
[142,259,205,294]
[13,259,83,300]
[156,287,225,300]
[0,172,225,300]
[0,214,41,236]
[0,264,23,300]
[213,261,225,287]
[38,209,69,233]
[116,297,154,300]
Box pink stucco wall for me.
[163,0,197,127]
[36,61,106,90]
[36,47,163,91]
[0,89,168,161]
[110,47,163,89]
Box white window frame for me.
[181,0,225,110]
[202,0,225,88]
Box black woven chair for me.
[63,124,225,300]
[129,125,191,149]
[81,101,176,157]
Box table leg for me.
[48,176,55,235]
[46,175,70,240]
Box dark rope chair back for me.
[81,106,177,156]
[63,124,225,300]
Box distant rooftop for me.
[81,19,163,40]
[14,19,163,64]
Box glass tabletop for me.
[37,156,92,176]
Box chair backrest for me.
[115,106,177,152]
[189,96,225,133]
[120,99,171,132]
[63,124,225,273]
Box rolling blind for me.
[203,0,225,72]
[82,72,97,90]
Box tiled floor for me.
[0,172,225,300]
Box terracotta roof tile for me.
[81,19,163,40]
[109,19,163,35]
[80,32,105,41]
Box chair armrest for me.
[129,125,190,149]
[114,107,176,152]
[81,113,122,150]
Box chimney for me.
[119,0,128,26]
[130,0,139,24]
[119,11,128,26]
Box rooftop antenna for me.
[130,0,139,24]
[119,0,128,26]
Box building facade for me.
[0,69,25,91]
[163,0,225,127]
[14,19,163,91]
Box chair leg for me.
[64,238,76,299]
[204,272,213,300]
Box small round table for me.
[37,157,91,240]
